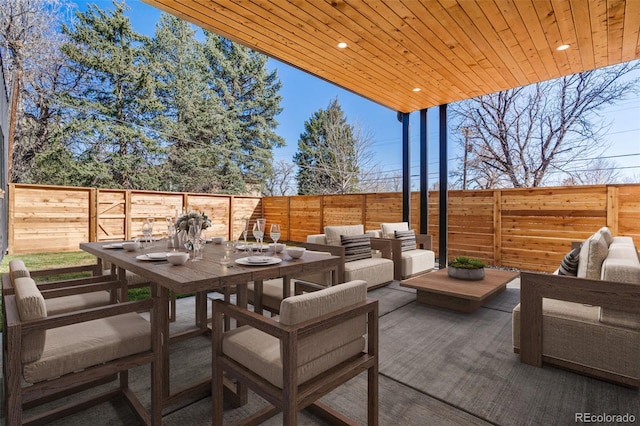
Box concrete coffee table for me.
[400,268,519,313]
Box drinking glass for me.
[166,216,176,250]
[253,219,265,254]
[142,217,154,248]
[187,223,201,260]
[270,224,281,245]
[242,219,250,253]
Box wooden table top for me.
[80,242,340,294]
[400,268,520,301]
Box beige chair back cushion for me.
[14,277,47,363]
[9,259,31,282]
[280,280,367,365]
[380,222,409,239]
[577,231,608,279]
[324,225,364,246]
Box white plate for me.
[136,253,169,261]
[104,243,124,249]
[235,256,282,266]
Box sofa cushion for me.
[324,225,364,246]
[381,222,409,239]
[577,231,608,279]
[14,277,47,363]
[344,257,394,288]
[395,229,416,252]
[598,227,613,246]
[341,234,372,262]
[401,249,435,277]
[23,312,151,383]
[306,234,328,245]
[558,246,581,276]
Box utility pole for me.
[461,127,472,190]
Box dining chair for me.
[212,279,378,425]
[3,275,161,425]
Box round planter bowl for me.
[448,266,485,281]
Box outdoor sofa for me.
[513,227,640,387]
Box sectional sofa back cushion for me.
[577,231,609,280]
[381,222,409,239]
[324,224,364,246]
[14,277,47,363]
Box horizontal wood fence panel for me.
[8,183,640,273]
[288,196,322,241]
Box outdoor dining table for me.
[79,241,341,416]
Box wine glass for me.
[142,217,154,248]
[187,223,201,260]
[242,219,250,253]
[270,224,281,252]
[253,220,265,254]
[166,216,176,250]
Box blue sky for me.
[73,1,639,185]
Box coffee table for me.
[400,268,519,313]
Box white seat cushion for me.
[344,258,394,288]
[401,249,435,277]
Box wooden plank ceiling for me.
[142,0,640,113]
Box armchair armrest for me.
[302,242,346,283]
[369,237,392,259]
[519,272,640,368]
[416,234,432,250]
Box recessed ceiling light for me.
[556,44,570,51]
[412,87,421,92]
[337,42,348,49]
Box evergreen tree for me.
[59,1,163,189]
[203,33,284,194]
[294,98,359,194]
[148,13,224,193]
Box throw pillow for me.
[340,234,372,262]
[558,246,580,276]
[395,229,416,252]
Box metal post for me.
[419,109,428,235]
[400,112,410,224]
[439,105,448,269]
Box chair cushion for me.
[577,231,608,279]
[45,292,112,316]
[558,246,581,276]
[14,277,47,363]
[324,224,364,246]
[400,249,435,277]
[224,280,368,388]
[395,229,416,252]
[23,312,151,383]
[381,222,409,239]
[9,260,31,281]
[341,234,372,262]
[344,257,394,288]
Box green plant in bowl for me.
[449,256,486,269]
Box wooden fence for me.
[8,184,262,255]
[262,184,640,272]
[8,183,640,273]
